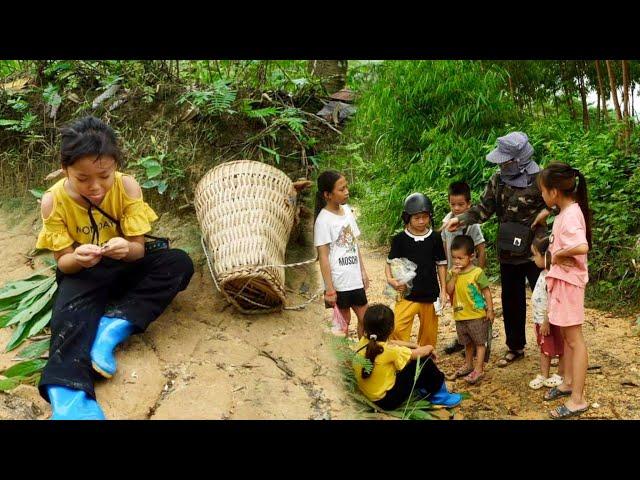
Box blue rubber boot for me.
[47,385,106,420]
[428,381,462,408]
[90,316,135,378]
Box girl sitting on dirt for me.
[314,170,369,338]
[353,303,462,410]
[528,236,565,390]
[538,162,591,419]
[35,116,194,419]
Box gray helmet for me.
[403,192,433,216]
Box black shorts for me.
[325,288,368,309]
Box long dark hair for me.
[361,304,395,379]
[60,116,123,168]
[538,162,592,249]
[314,170,343,218]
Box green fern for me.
[178,80,237,116]
[245,106,279,120]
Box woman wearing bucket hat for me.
[444,132,553,367]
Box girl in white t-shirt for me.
[314,170,370,338]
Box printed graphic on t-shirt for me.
[336,224,359,266]
[453,286,486,313]
[468,284,486,310]
[75,220,116,238]
[336,224,356,252]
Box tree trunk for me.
[553,91,559,116]
[307,60,348,95]
[606,60,623,121]
[595,60,606,123]
[256,61,268,88]
[36,60,48,87]
[578,73,590,130]
[596,90,601,124]
[622,60,631,118]
[564,84,576,120]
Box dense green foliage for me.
[0,60,335,205]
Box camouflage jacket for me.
[457,172,549,264]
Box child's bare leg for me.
[352,304,368,339]
[464,343,474,370]
[540,353,551,378]
[339,307,352,336]
[557,355,565,377]
[563,325,588,409]
[556,329,573,392]
[474,345,486,374]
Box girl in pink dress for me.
[538,162,592,419]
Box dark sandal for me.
[496,350,524,368]
[543,386,572,401]
[550,404,589,419]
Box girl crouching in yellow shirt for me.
[353,304,462,410]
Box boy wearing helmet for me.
[385,193,448,347]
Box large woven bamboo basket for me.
[194,160,298,314]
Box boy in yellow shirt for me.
[446,235,495,384]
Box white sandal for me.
[543,373,563,387]
[529,374,547,390]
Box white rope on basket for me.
[200,235,322,311]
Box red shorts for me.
[535,323,564,357]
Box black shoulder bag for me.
[495,179,533,257]
[82,195,170,254]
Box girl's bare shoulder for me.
[41,191,54,219]
[121,174,142,199]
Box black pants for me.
[38,249,194,402]
[499,261,541,352]
[374,357,445,411]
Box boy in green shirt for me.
[446,235,495,384]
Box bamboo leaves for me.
[0,271,55,391]
[0,359,47,392]
[0,269,56,351]
[3,359,47,378]
[15,338,50,361]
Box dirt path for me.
[1,207,639,420]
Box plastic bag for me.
[434,297,443,316]
[331,304,348,336]
[383,257,418,300]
